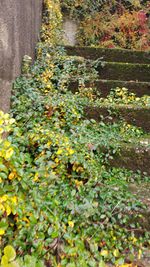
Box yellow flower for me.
[100,250,108,257]
[1,195,8,202]
[75,180,83,187]
[0,229,5,235]
[68,149,74,155]
[4,204,11,216]
[55,158,59,163]
[8,172,15,180]
[56,148,63,155]
[0,203,5,212]
[68,221,74,228]
[33,173,39,182]
[132,237,137,244]
[113,249,119,257]
[5,147,14,160]
[76,166,84,173]
[22,217,30,223]
[138,249,142,260]
[3,140,11,147]
[0,119,4,126]
[11,196,17,204]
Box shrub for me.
[77,2,150,50]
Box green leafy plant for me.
[96,87,150,106]
[1,1,150,266]
[60,0,150,50]
[0,246,45,267]
[1,246,18,267]
[77,3,150,50]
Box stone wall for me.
[0,0,43,112]
[63,17,78,46]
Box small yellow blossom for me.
[55,158,59,163]
[8,172,15,180]
[4,204,11,216]
[5,147,14,160]
[68,221,74,228]
[22,217,30,224]
[132,237,137,244]
[138,249,142,260]
[56,148,63,155]
[100,250,109,256]
[0,229,5,235]
[11,196,17,204]
[0,204,5,212]
[68,149,74,155]
[47,141,52,146]
[113,249,119,257]
[3,140,11,147]
[33,173,39,182]
[0,195,8,202]
[75,180,83,187]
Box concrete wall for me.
[63,17,78,46]
[0,0,43,112]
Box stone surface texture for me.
[63,17,78,46]
[0,0,43,112]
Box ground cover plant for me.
[92,87,150,106]
[0,0,150,266]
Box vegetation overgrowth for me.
[0,0,150,266]
[61,0,150,50]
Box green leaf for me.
[113,249,120,257]
[0,164,8,172]
[99,260,106,267]
[0,221,8,230]
[115,257,124,266]
[36,261,45,267]
[1,255,8,266]
[71,189,76,196]
[51,231,58,238]
[0,172,7,179]
[4,246,16,262]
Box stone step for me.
[128,182,150,235]
[107,140,150,175]
[65,46,150,64]
[129,182,150,210]
[84,105,150,132]
[68,79,150,97]
[96,62,150,82]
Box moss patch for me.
[84,105,150,132]
[65,46,150,64]
[97,62,150,82]
[110,142,150,175]
[68,79,150,97]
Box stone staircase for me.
[66,46,150,96]
[65,46,150,175]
